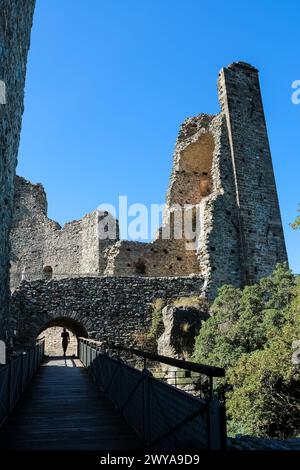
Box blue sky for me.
[18,0,299,273]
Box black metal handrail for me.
[110,343,225,378]
[78,338,225,378]
[78,337,227,449]
[78,338,225,399]
[0,338,45,427]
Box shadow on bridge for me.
[0,356,142,450]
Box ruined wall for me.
[104,239,199,277]
[0,0,35,339]
[11,276,204,346]
[10,175,200,284]
[166,113,242,296]
[10,176,114,289]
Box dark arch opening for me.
[37,316,88,338]
[37,317,88,357]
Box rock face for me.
[10,276,204,346]
[0,0,35,339]
[9,62,287,299]
[157,305,209,360]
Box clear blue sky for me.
[18,0,299,273]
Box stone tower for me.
[166,61,287,296]
[217,62,287,286]
[0,0,36,339]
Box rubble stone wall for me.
[11,276,204,346]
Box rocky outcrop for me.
[157,304,209,360]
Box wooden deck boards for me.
[0,357,142,450]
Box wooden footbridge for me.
[0,338,226,450]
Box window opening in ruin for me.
[135,259,146,275]
[43,265,53,280]
[179,132,215,203]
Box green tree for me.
[193,263,300,437]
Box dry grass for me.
[172,296,207,309]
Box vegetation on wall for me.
[148,298,165,342]
[291,204,300,230]
[193,263,300,438]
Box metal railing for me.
[0,338,45,427]
[78,338,226,450]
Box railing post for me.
[8,359,13,414]
[27,348,31,383]
[209,376,214,400]
[143,371,151,445]
[20,353,24,394]
[207,399,227,450]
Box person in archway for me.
[61,328,70,356]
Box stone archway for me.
[37,316,88,357]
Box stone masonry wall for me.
[104,239,200,277]
[11,276,204,346]
[0,1,35,339]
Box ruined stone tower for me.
[162,61,287,295]
[9,62,288,299]
[0,1,35,339]
[218,63,287,286]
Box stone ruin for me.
[10,62,288,300]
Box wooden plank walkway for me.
[0,357,142,450]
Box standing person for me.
[61,328,70,356]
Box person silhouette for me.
[61,328,70,356]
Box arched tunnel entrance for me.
[37,317,88,357]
